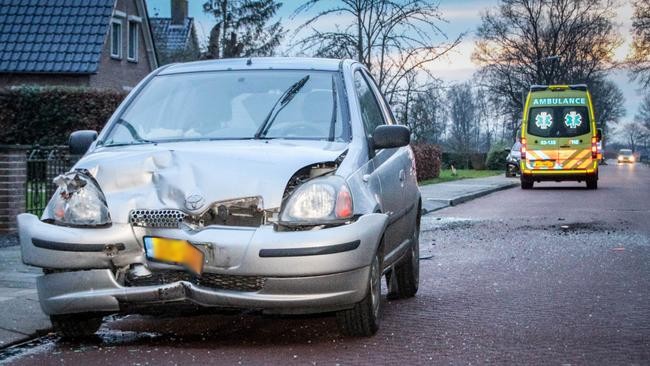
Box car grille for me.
[129,209,187,228]
[127,270,266,292]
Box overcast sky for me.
[147,0,643,120]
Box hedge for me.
[0,86,126,145]
[411,143,442,181]
[486,143,510,170]
[441,152,488,170]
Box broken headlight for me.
[279,175,353,224]
[42,170,111,227]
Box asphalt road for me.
[3,162,649,365]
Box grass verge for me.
[420,169,502,185]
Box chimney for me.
[171,0,188,26]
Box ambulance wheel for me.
[521,177,533,189]
[586,176,598,189]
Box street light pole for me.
[535,55,560,84]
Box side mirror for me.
[69,130,98,155]
[596,128,603,142]
[372,125,410,149]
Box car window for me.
[354,71,386,138]
[527,106,591,138]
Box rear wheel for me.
[586,175,598,189]
[50,314,103,338]
[336,251,382,337]
[521,176,534,189]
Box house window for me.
[110,19,122,59]
[127,20,139,62]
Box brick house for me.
[0,0,158,91]
[150,0,200,65]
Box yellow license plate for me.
[144,237,204,275]
[534,161,554,168]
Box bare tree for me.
[293,0,463,103]
[203,0,284,59]
[589,77,626,144]
[447,83,479,166]
[636,93,650,132]
[407,81,447,144]
[618,121,648,153]
[628,0,650,87]
[472,0,622,137]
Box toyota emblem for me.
[185,194,205,211]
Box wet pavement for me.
[2,162,649,365]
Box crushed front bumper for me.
[37,267,370,315]
[18,213,387,315]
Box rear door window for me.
[528,106,590,137]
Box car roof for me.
[158,57,352,75]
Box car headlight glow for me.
[42,170,111,226]
[280,176,353,224]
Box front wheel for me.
[336,251,382,337]
[387,223,420,300]
[50,314,103,338]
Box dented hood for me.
[76,139,348,223]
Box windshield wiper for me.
[98,118,155,146]
[254,75,310,139]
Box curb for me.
[421,181,518,216]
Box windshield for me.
[527,106,591,138]
[100,70,346,146]
[619,149,633,156]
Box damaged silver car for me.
[18,58,421,337]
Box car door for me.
[352,70,410,258]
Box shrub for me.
[485,143,510,170]
[470,153,487,170]
[410,144,442,181]
[0,86,126,145]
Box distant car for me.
[18,58,422,338]
[505,141,522,177]
[618,149,635,163]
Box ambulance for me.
[520,85,600,189]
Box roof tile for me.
[0,0,114,73]
[150,17,195,54]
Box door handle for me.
[399,169,405,182]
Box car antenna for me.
[246,58,252,66]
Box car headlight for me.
[42,170,111,226]
[280,175,353,224]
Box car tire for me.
[586,175,598,190]
[50,314,103,338]
[336,250,382,337]
[521,177,534,189]
[387,220,420,300]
